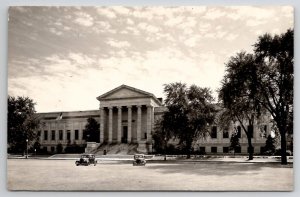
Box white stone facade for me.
[37,85,272,154]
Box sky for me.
[7,6,293,112]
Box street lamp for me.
[164,137,167,161]
[26,139,28,159]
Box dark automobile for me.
[133,154,146,166]
[75,154,97,166]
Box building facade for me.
[37,84,273,154]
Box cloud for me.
[92,21,113,34]
[184,36,201,47]
[137,22,160,34]
[230,6,275,20]
[127,18,134,25]
[96,7,116,18]
[246,19,266,27]
[225,34,238,41]
[177,17,197,29]
[74,12,94,26]
[203,8,226,20]
[111,6,131,15]
[281,6,293,18]
[8,6,293,112]
[165,16,184,27]
[68,53,96,66]
[126,26,140,35]
[106,39,131,48]
[49,27,63,36]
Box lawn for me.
[7,159,293,191]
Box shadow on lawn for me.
[146,162,293,177]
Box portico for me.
[96,85,161,151]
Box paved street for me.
[7,159,293,191]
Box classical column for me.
[108,107,113,143]
[100,107,105,143]
[127,106,132,143]
[137,105,142,142]
[48,124,51,142]
[55,127,59,143]
[117,106,122,143]
[63,123,66,143]
[40,130,44,144]
[71,122,75,143]
[146,105,152,142]
[79,122,83,142]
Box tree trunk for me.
[280,128,288,165]
[247,137,254,160]
[186,140,192,159]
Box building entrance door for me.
[122,126,128,143]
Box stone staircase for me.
[90,143,140,155]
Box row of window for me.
[210,125,268,139]
[200,146,242,153]
[41,130,80,141]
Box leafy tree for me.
[161,82,216,159]
[56,143,63,154]
[8,96,40,153]
[83,117,100,143]
[152,119,169,154]
[219,29,293,164]
[229,133,240,157]
[253,29,293,164]
[31,141,41,153]
[219,52,262,160]
[263,135,276,155]
[64,142,83,153]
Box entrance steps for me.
[91,143,140,155]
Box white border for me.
[1,1,298,197]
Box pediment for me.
[97,85,153,100]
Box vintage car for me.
[133,154,146,166]
[75,154,97,166]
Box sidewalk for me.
[7,154,293,163]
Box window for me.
[59,130,63,140]
[260,125,267,138]
[144,133,147,139]
[51,130,55,141]
[211,126,217,138]
[44,130,48,140]
[237,126,241,138]
[51,147,55,152]
[223,147,229,153]
[260,147,265,154]
[264,125,267,132]
[223,129,229,138]
[235,147,241,153]
[211,147,217,153]
[67,130,71,141]
[199,147,206,154]
[75,130,79,140]
[37,131,41,137]
[248,125,254,138]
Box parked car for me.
[133,154,146,166]
[75,154,97,166]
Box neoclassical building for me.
[37,84,274,154]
